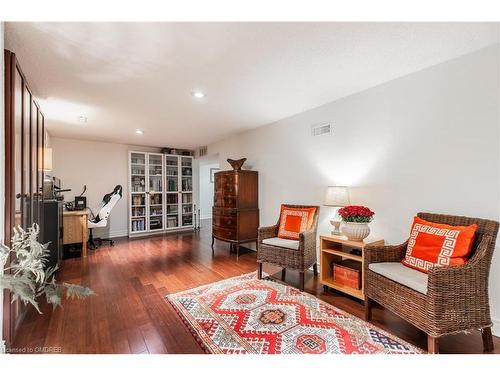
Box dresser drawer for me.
[215,174,237,188]
[213,225,237,241]
[213,214,237,228]
[214,193,237,208]
[213,207,237,216]
[217,183,236,195]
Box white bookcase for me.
[129,151,194,236]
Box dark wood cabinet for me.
[211,170,259,257]
[42,201,64,270]
[3,49,46,348]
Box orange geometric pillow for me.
[277,205,316,240]
[402,216,477,273]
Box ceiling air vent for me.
[311,122,332,137]
[196,146,208,158]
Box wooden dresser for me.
[211,170,259,257]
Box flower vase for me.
[341,222,370,241]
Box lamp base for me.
[330,220,342,236]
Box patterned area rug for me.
[166,272,423,354]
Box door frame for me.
[3,49,15,350]
[2,49,45,349]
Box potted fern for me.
[0,224,94,313]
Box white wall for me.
[208,45,500,336]
[199,162,219,219]
[51,137,161,238]
[0,21,5,351]
[494,27,500,337]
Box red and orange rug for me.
[166,272,423,354]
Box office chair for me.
[88,185,123,250]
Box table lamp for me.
[324,186,350,235]
[43,147,53,172]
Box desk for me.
[63,210,88,257]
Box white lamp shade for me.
[44,148,53,171]
[324,186,350,207]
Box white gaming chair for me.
[88,185,123,249]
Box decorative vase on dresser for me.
[211,169,259,258]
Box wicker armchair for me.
[257,205,320,291]
[364,212,499,354]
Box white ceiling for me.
[5,22,499,149]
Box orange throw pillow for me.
[277,205,316,240]
[402,216,477,273]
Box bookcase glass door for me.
[148,153,164,231]
[165,155,179,228]
[181,156,193,227]
[129,152,193,234]
[130,152,147,233]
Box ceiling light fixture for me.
[135,129,144,135]
[38,97,95,125]
[192,90,205,99]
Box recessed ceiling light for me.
[77,115,87,123]
[192,91,205,99]
[135,129,144,135]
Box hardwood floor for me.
[11,222,500,354]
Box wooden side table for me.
[320,234,384,301]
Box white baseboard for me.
[492,318,500,338]
[92,229,128,239]
[108,229,128,238]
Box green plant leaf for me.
[0,223,94,314]
[45,284,62,309]
[63,283,96,299]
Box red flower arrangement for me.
[338,205,375,223]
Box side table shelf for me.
[319,234,384,301]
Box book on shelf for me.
[167,217,178,227]
[132,219,146,232]
[150,178,162,192]
[181,179,192,191]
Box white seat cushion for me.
[262,237,300,250]
[368,262,428,295]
